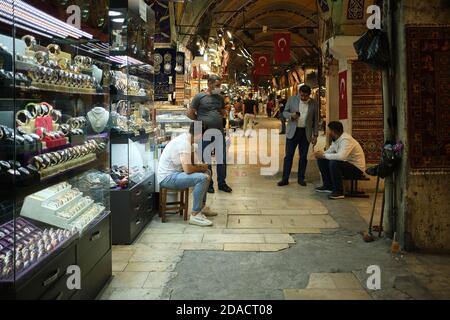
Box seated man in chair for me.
[314,121,366,200]
[157,122,217,227]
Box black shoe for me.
[218,184,232,193]
[277,180,289,187]
[279,132,285,135]
[208,185,215,194]
[328,192,345,200]
[298,180,307,187]
[315,186,332,193]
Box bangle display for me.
[16,110,33,126]
[47,44,61,55]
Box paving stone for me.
[281,227,322,234]
[224,243,261,252]
[183,227,225,234]
[260,209,312,215]
[259,243,290,252]
[306,273,336,289]
[112,261,128,272]
[112,250,135,262]
[180,243,224,251]
[330,273,363,289]
[143,272,178,289]
[102,288,163,300]
[139,234,203,244]
[109,272,149,288]
[125,262,177,272]
[129,249,184,262]
[264,234,296,244]
[223,228,283,234]
[203,234,266,244]
[284,288,371,300]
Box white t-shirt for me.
[157,133,191,184]
[298,100,309,128]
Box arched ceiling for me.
[179,0,319,79]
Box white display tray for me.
[21,187,91,230]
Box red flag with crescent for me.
[274,33,291,63]
[339,70,348,119]
[253,53,271,76]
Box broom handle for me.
[379,188,386,237]
[369,175,380,234]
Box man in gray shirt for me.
[188,75,232,193]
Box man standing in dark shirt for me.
[188,75,232,193]
[243,93,257,136]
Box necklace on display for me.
[87,107,109,133]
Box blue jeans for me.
[160,171,210,212]
[317,159,363,193]
[202,135,227,188]
[282,128,310,182]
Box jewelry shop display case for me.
[0,0,112,300]
[109,0,157,244]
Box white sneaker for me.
[189,214,213,227]
[202,207,218,217]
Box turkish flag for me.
[254,53,271,75]
[274,33,291,63]
[339,70,348,120]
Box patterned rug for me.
[352,61,384,164]
[406,27,450,171]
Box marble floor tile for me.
[281,227,322,234]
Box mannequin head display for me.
[86,106,110,134]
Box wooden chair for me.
[159,187,189,223]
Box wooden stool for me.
[159,188,189,223]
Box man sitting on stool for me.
[157,123,217,227]
[314,121,366,200]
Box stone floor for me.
[98,117,450,300]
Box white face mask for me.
[211,88,221,95]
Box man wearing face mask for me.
[314,121,366,200]
[278,84,319,187]
[187,75,232,194]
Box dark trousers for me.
[267,109,272,118]
[282,128,310,182]
[317,158,363,193]
[280,115,286,133]
[202,135,227,188]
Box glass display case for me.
[0,0,112,300]
[155,105,193,142]
[109,0,156,244]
